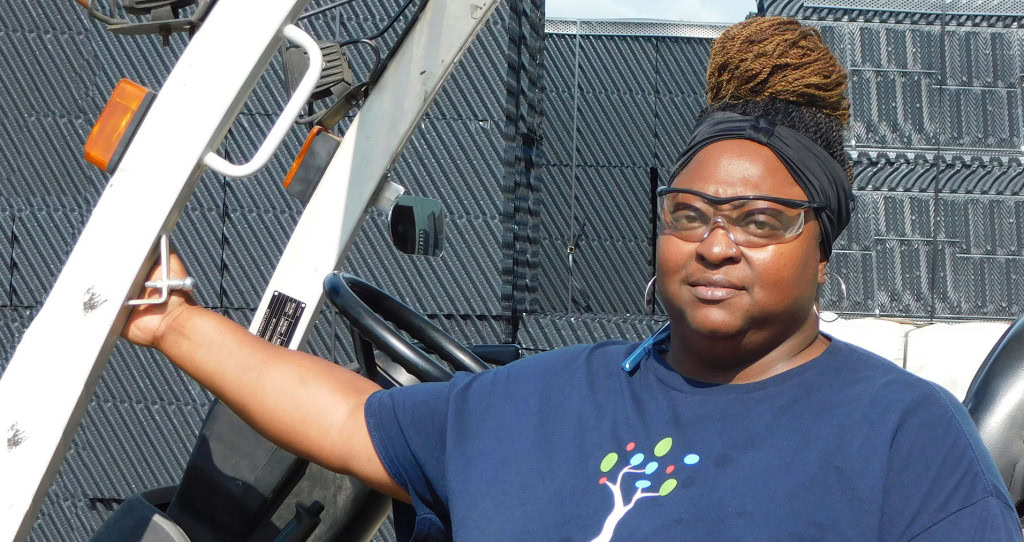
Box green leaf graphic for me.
[600,452,619,473]
[653,437,673,457]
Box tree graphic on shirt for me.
[590,437,700,542]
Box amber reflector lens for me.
[85,79,151,172]
[283,126,327,189]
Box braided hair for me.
[701,16,853,184]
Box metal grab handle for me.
[203,24,323,178]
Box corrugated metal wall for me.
[4,0,1024,539]
[791,1,1024,319]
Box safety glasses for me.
[656,187,826,248]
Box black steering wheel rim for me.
[323,272,489,382]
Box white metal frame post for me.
[0,1,312,538]
[248,0,500,350]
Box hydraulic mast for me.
[0,0,497,538]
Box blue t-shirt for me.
[364,337,1021,541]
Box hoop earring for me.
[644,275,657,316]
[815,271,848,323]
[814,303,840,323]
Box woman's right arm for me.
[122,255,410,503]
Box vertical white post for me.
[0,1,309,538]
[247,0,501,354]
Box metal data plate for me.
[256,291,307,346]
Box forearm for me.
[155,305,381,475]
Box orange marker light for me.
[85,79,154,173]
[282,126,342,205]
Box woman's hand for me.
[121,252,197,350]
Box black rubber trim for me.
[106,87,155,173]
[964,315,1024,508]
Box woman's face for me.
[656,139,826,341]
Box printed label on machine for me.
[256,291,306,346]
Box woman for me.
[124,16,1021,541]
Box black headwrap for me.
[669,111,855,259]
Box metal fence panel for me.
[577,35,658,95]
[936,195,1024,254]
[849,69,942,149]
[655,38,711,98]
[10,202,87,307]
[575,92,657,167]
[933,244,1024,318]
[0,204,11,307]
[391,118,505,219]
[939,86,1022,152]
[850,22,942,72]
[542,91,577,167]
[874,238,935,317]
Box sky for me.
[545,0,757,23]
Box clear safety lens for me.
[658,191,809,248]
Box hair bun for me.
[706,17,850,125]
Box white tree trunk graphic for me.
[590,465,660,542]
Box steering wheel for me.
[323,272,490,383]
